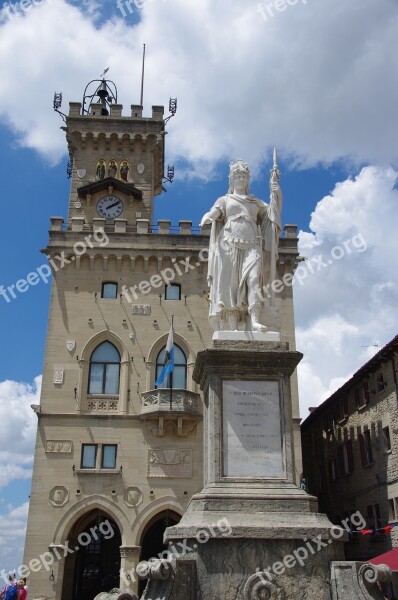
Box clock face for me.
[96,195,124,219]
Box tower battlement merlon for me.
[67,101,165,121]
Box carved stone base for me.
[330,562,391,599]
[137,557,392,600]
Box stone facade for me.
[301,335,398,566]
[23,92,301,600]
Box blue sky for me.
[0,0,398,575]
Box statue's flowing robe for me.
[207,192,282,327]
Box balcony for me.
[140,389,202,437]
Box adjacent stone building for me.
[23,80,302,600]
[301,334,398,562]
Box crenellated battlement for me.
[49,216,208,237]
[68,101,164,120]
[50,217,298,240]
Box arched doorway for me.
[61,510,122,600]
[139,510,180,595]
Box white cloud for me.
[0,502,29,575]
[295,166,398,416]
[0,377,40,573]
[0,0,397,171]
[0,377,41,488]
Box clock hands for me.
[106,200,121,210]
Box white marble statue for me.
[200,152,282,332]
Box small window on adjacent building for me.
[339,440,354,476]
[328,459,338,482]
[360,429,373,466]
[389,499,395,522]
[374,503,382,529]
[355,382,369,409]
[366,505,375,529]
[323,411,333,435]
[164,284,181,300]
[394,499,398,521]
[377,373,386,393]
[335,399,349,422]
[81,444,98,468]
[366,504,382,530]
[318,465,324,492]
[102,282,118,299]
[383,426,391,452]
[101,444,117,469]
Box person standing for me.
[17,581,26,600]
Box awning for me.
[369,548,398,571]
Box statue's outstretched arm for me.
[200,206,222,227]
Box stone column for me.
[119,546,141,595]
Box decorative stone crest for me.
[46,440,72,453]
[123,487,143,508]
[53,369,64,384]
[49,486,69,507]
[148,448,192,478]
[66,339,76,352]
[136,163,145,174]
[132,304,151,315]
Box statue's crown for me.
[229,160,250,176]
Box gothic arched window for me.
[155,344,187,389]
[88,342,121,395]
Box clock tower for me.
[23,78,213,600]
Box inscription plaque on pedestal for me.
[222,380,284,477]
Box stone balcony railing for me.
[140,389,202,417]
[86,395,119,412]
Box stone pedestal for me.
[131,340,391,598]
[163,341,346,599]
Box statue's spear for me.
[269,147,281,310]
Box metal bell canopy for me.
[82,68,117,116]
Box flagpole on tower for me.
[140,43,146,107]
